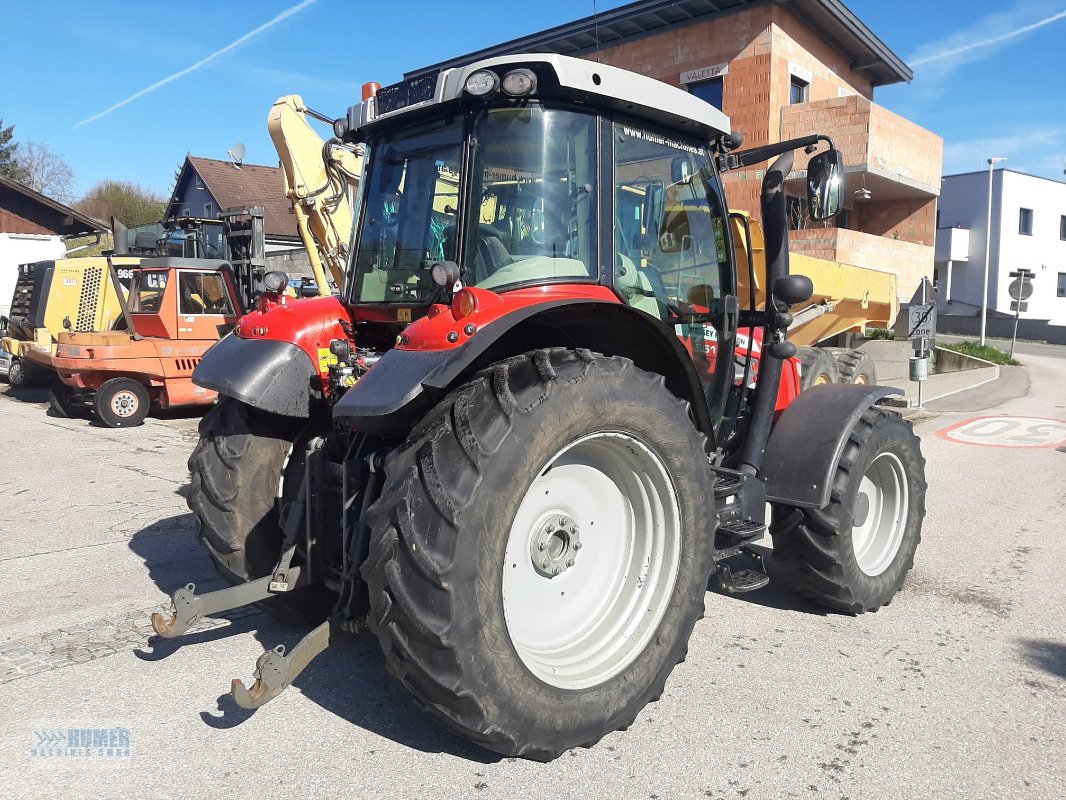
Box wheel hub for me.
[530,515,582,577]
[112,391,137,416]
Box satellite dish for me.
[228,143,246,168]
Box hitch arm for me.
[149,568,302,639]
[230,618,335,709]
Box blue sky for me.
[2,0,1064,204]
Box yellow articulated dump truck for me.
[1,257,137,387]
[731,213,896,388]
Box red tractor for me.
[152,54,925,760]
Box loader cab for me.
[127,263,240,340]
[344,57,740,422]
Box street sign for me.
[1010,300,1029,312]
[908,303,936,339]
[1008,270,1034,301]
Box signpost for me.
[1007,269,1034,359]
[907,278,937,409]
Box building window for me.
[1058,272,1066,298]
[789,76,810,105]
[1060,214,1066,240]
[1019,207,1033,235]
[689,78,723,110]
[204,202,213,218]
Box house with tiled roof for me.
[1,174,107,319]
[166,156,299,249]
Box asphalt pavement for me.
[0,363,1063,800]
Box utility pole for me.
[981,157,1006,345]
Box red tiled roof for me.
[186,156,297,239]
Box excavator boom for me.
[268,95,363,295]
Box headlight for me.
[501,69,537,96]
[464,70,498,97]
[332,116,349,138]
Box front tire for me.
[770,408,926,613]
[362,348,716,760]
[8,357,26,387]
[93,377,149,427]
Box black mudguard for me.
[334,299,717,438]
[193,333,316,418]
[760,383,903,509]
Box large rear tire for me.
[362,348,716,760]
[795,346,839,389]
[187,397,334,622]
[770,408,926,613]
[826,347,877,385]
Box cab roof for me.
[351,53,731,143]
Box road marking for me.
[936,416,1066,448]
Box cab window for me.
[612,122,728,322]
[129,271,168,313]
[179,272,234,315]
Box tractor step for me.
[713,471,744,498]
[717,518,765,539]
[717,564,770,594]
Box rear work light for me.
[465,70,498,97]
[501,69,537,96]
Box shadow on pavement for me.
[1018,639,1066,679]
[128,514,500,763]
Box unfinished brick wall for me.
[853,198,937,246]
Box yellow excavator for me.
[267,94,364,295]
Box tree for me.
[76,180,165,227]
[0,118,28,182]
[12,141,74,199]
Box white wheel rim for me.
[851,451,909,576]
[111,390,139,417]
[501,431,682,690]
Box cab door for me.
[611,121,737,426]
[174,270,239,341]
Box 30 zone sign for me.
[937,416,1066,449]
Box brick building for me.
[409,0,943,301]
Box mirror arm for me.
[719,135,836,172]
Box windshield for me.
[348,105,598,303]
[129,270,168,313]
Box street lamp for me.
[981,157,1007,345]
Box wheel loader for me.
[151,54,927,760]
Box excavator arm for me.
[268,95,363,296]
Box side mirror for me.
[772,274,814,306]
[806,149,844,221]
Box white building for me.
[0,175,106,319]
[935,168,1066,330]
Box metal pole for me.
[981,157,1006,346]
[1010,299,1021,360]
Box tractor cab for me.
[126,260,241,340]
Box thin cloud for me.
[911,7,1066,66]
[74,0,318,128]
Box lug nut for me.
[566,559,574,567]
[560,517,570,527]
[538,542,546,551]
[552,566,561,576]
[573,542,582,550]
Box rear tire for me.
[770,408,926,613]
[49,381,87,418]
[826,347,877,385]
[362,348,716,760]
[795,346,839,389]
[187,397,334,622]
[93,377,149,427]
